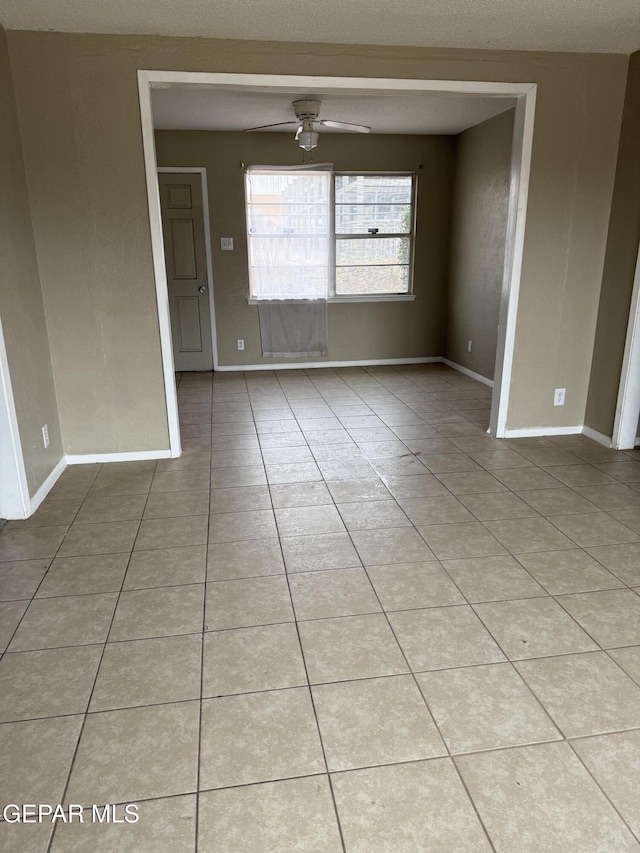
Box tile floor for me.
[2,363,640,850]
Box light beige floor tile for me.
[395,497,472,529]
[332,758,491,853]
[517,549,623,594]
[543,464,618,487]
[200,688,325,789]
[210,448,264,468]
[388,605,505,671]
[608,646,640,685]
[36,553,129,597]
[370,456,429,478]
[298,613,408,683]
[208,508,277,543]
[456,741,638,852]
[436,471,507,495]
[313,675,445,771]
[290,568,381,620]
[269,481,332,508]
[90,634,202,711]
[586,542,640,585]
[493,467,566,491]
[611,508,640,533]
[281,532,361,572]
[351,527,435,565]
[150,468,210,493]
[518,447,581,467]
[0,715,83,806]
[143,489,209,518]
[58,522,138,557]
[557,589,640,648]
[124,545,206,588]
[9,593,117,651]
[209,484,271,513]
[366,561,464,610]
[207,538,284,580]
[210,464,267,489]
[9,498,81,529]
[0,645,102,721]
[205,575,293,630]
[134,515,208,550]
[74,494,147,524]
[0,600,28,651]
[468,447,533,470]
[419,522,507,560]
[382,474,449,500]
[458,492,540,521]
[576,483,640,511]
[109,584,204,641]
[474,596,597,660]
[572,730,640,838]
[596,461,640,484]
[0,526,68,561]
[198,777,342,853]
[420,452,482,473]
[516,652,640,737]
[275,504,345,537]
[0,559,49,601]
[0,818,54,853]
[319,459,378,481]
[262,445,314,465]
[417,663,560,753]
[266,462,323,484]
[202,623,306,697]
[65,701,199,805]
[484,517,575,553]
[516,487,598,516]
[337,499,411,531]
[327,479,389,504]
[89,472,154,497]
[50,795,196,852]
[547,511,639,548]
[442,554,546,602]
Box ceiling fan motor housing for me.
[293,99,322,121]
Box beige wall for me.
[444,109,514,381]
[155,130,454,367]
[5,33,628,453]
[0,26,62,497]
[585,51,640,437]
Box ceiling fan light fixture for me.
[297,129,319,151]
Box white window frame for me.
[331,171,417,301]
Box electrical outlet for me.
[467,340,473,353]
[221,237,234,251]
[237,339,245,351]
[42,424,49,448]
[554,388,566,407]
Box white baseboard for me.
[215,357,442,372]
[66,449,172,465]
[29,456,67,515]
[442,359,494,388]
[503,425,583,438]
[581,426,612,448]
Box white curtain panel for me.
[257,299,328,358]
[246,164,332,358]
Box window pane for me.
[335,204,412,234]
[249,236,329,299]
[336,237,411,267]
[336,265,409,295]
[335,175,413,205]
[247,203,328,236]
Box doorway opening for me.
[138,71,537,457]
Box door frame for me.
[0,314,30,518]
[157,167,219,374]
[612,242,640,449]
[138,70,537,440]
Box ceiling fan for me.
[243,99,371,150]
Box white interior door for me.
[158,172,213,371]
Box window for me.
[245,168,331,300]
[245,169,415,300]
[334,173,415,296]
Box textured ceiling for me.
[151,88,516,135]
[1,0,639,53]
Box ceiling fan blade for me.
[317,119,371,133]
[243,121,298,133]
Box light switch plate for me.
[221,237,234,251]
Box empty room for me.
[1,1,640,850]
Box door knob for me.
[198,286,207,293]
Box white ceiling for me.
[1,0,639,54]
[151,88,516,136]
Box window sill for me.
[247,294,416,305]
